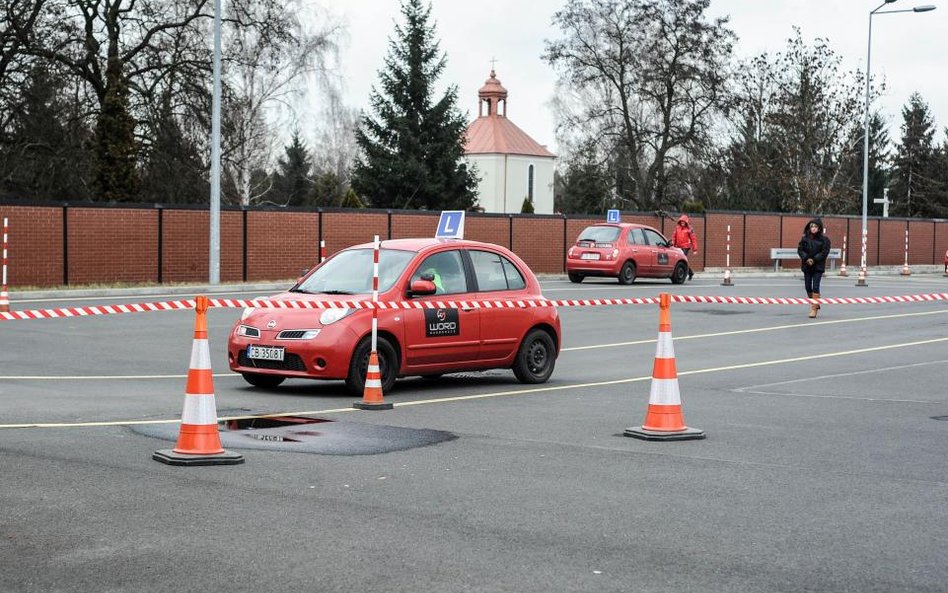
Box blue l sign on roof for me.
[606,209,621,223]
[436,210,465,239]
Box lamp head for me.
[913,5,936,11]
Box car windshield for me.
[578,226,620,242]
[295,248,416,295]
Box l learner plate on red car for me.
[247,345,285,361]
[580,253,600,260]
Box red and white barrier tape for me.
[1,293,946,322]
[0,300,195,321]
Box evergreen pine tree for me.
[350,0,478,210]
[273,132,314,206]
[95,58,140,202]
[890,93,936,217]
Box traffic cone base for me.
[623,425,706,441]
[353,351,393,410]
[353,401,394,410]
[153,448,244,466]
[721,270,733,286]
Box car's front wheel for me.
[241,372,286,389]
[671,262,688,284]
[512,329,556,384]
[346,336,399,396]
[568,272,584,283]
[618,261,637,285]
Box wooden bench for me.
[770,248,842,271]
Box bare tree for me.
[221,1,341,206]
[309,89,358,205]
[725,29,870,213]
[544,0,735,211]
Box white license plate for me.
[247,345,285,361]
[580,253,601,260]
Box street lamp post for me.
[859,1,935,287]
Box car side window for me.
[410,250,467,295]
[629,228,647,245]
[469,250,526,291]
[643,229,667,247]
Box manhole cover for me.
[132,412,457,455]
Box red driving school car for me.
[228,238,561,395]
[566,222,689,284]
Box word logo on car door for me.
[425,308,460,337]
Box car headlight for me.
[319,307,352,325]
[236,324,259,337]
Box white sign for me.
[436,210,465,239]
[606,209,620,223]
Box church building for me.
[463,70,556,214]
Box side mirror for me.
[409,279,437,296]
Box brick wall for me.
[0,205,63,287]
[1,202,946,288]
[67,207,158,285]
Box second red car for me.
[566,223,689,284]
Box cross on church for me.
[490,57,498,71]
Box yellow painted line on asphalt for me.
[3,335,946,430]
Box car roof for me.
[348,237,508,253]
[585,222,658,232]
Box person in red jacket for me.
[671,214,698,281]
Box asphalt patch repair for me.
[131,410,458,455]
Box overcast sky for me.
[311,0,947,156]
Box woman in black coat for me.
[797,218,831,318]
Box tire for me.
[512,329,556,384]
[568,272,584,283]
[241,372,286,389]
[671,262,688,284]
[618,261,636,285]
[345,336,399,396]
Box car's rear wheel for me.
[512,329,556,384]
[618,261,637,285]
[568,272,584,283]
[241,372,286,389]
[346,336,399,396]
[671,262,688,284]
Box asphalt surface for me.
[1,271,947,593]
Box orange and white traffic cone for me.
[154,295,244,465]
[0,287,8,313]
[353,350,393,410]
[624,293,705,441]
